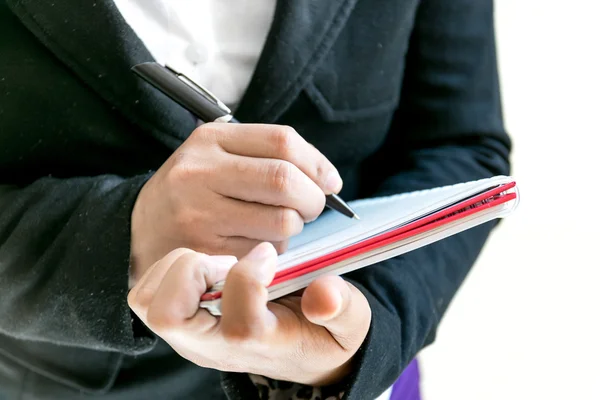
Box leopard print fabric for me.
[249,374,344,400]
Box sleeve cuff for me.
[336,259,434,399]
[64,173,157,354]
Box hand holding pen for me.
[131,62,359,220]
[129,62,359,283]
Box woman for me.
[0,0,510,399]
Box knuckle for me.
[189,126,204,140]
[129,287,153,312]
[314,158,330,185]
[191,123,218,142]
[186,255,212,282]
[272,126,296,158]
[167,154,215,187]
[231,157,251,175]
[167,153,198,185]
[127,290,142,311]
[174,253,204,275]
[267,160,293,195]
[275,208,301,238]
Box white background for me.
[420,1,600,399]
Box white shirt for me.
[113,0,277,110]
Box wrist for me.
[129,181,153,286]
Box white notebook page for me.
[277,176,514,272]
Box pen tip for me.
[353,214,361,220]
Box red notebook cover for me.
[201,182,516,302]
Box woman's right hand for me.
[130,123,343,284]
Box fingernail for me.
[325,170,343,193]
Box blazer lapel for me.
[6,0,359,135]
[5,0,196,149]
[234,0,359,123]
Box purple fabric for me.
[389,359,421,400]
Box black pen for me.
[132,62,359,220]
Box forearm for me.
[0,174,156,354]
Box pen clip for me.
[165,64,231,114]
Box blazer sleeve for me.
[0,174,157,354]
[338,0,511,398]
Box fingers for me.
[220,243,278,341]
[208,154,325,222]
[214,197,304,241]
[201,123,343,194]
[146,252,231,333]
[301,276,371,351]
[128,249,235,327]
[128,248,197,322]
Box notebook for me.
[200,175,519,316]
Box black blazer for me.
[0,0,510,399]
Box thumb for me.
[301,276,371,350]
[220,242,278,339]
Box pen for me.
[132,62,359,220]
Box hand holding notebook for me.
[129,64,519,316]
[200,175,519,315]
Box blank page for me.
[277,176,513,272]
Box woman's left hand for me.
[128,242,372,386]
